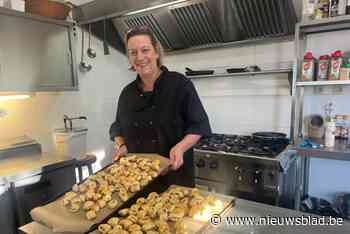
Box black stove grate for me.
[195,133,289,157]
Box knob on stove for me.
[196,159,205,168]
[209,161,218,169]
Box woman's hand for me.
[113,145,128,161]
[169,144,185,170]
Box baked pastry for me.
[83,201,95,211]
[98,199,107,208]
[142,221,156,231]
[128,224,141,232]
[108,199,118,209]
[107,217,120,226]
[118,208,129,217]
[86,210,97,220]
[98,224,112,234]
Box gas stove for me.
[193,133,297,209]
[195,133,289,158]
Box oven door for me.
[195,178,231,194]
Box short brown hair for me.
[125,26,163,70]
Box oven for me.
[194,133,297,209]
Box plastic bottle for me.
[302,52,316,81]
[338,0,347,15]
[325,120,336,147]
[330,0,340,17]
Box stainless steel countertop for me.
[0,152,76,184]
[206,199,350,234]
[294,138,350,161]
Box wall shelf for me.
[0,6,74,27]
[186,68,293,79]
[298,14,350,35]
[296,80,350,86]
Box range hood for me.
[75,0,298,52]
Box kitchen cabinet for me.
[0,181,16,234]
[0,7,78,92]
[11,161,76,226]
[291,15,350,210]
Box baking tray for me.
[88,185,235,234]
[29,154,170,233]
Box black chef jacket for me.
[109,66,211,187]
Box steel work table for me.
[206,198,350,234]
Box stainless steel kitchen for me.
[1,0,350,233]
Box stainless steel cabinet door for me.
[0,14,78,92]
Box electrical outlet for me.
[0,109,8,118]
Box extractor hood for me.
[74,0,298,52]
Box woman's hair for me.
[125,26,163,70]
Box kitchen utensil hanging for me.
[87,24,96,59]
[79,27,92,72]
[103,18,110,55]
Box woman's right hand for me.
[113,145,128,161]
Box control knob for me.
[209,161,218,169]
[196,159,205,168]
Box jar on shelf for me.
[329,50,343,80]
[302,52,316,81]
[317,55,330,81]
[340,63,350,80]
[335,115,344,138]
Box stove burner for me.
[195,133,289,157]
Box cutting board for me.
[30,154,170,233]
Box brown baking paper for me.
[30,154,170,233]
[19,222,80,234]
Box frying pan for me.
[252,131,288,141]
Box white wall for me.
[164,41,294,135]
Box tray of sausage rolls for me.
[29,154,170,233]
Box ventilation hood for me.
[75,0,298,52]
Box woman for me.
[109,26,211,187]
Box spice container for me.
[315,0,330,18]
[335,115,344,138]
[301,52,316,81]
[329,50,343,80]
[303,0,318,19]
[317,55,330,81]
[340,63,350,80]
[330,0,340,16]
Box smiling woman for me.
[109,25,211,188]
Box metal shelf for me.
[298,14,350,35]
[0,6,74,27]
[296,80,350,86]
[186,69,293,79]
[294,139,350,161]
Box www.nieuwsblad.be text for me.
[210,214,344,226]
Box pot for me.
[252,131,288,142]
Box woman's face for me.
[127,35,159,77]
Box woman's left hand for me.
[169,144,185,170]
